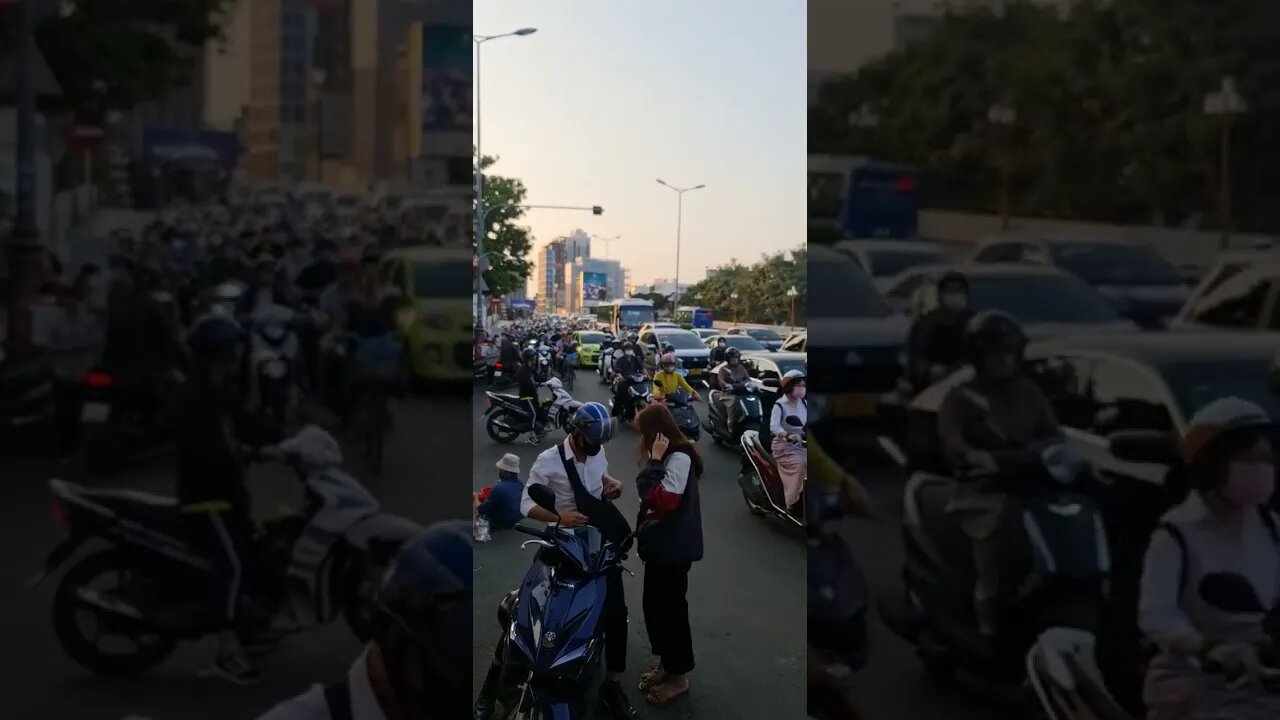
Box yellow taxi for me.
[380,247,473,384]
[573,329,610,368]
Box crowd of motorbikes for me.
[28,188,431,680]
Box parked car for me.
[640,328,712,379]
[834,239,947,291]
[703,333,768,354]
[968,233,1189,328]
[691,328,720,341]
[727,326,785,351]
[1171,259,1280,332]
[883,263,1136,340]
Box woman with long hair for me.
[633,403,704,707]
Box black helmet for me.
[937,270,969,294]
[521,347,537,360]
[964,310,1027,364]
[726,347,742,362]
[622,342,635,352]
[185,314,245,356]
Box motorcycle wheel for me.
[486,411,523,444]
[52,551,177,677]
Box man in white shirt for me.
[475,402,640,720]
[258,521,471,720]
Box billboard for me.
[582,271,610,302]
[421,25,471,132]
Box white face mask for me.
[624,350,633,357]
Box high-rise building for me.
[563,228,591,263]
[564,257,625,314]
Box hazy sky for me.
[474,0,806,294]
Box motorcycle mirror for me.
[528,484,558,515]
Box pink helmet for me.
[660,352,677,365]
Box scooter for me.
[597,346,617,384]
[32,425,423,677]
[877,440,1110,692]
[488,484,650,719]
[704,379,765,448]
[77,368,180,476]
[738,416,805,527]
[482,377,582,444]
[662,388,701,440]
[612,372,651,422]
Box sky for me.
[474,0,807,294]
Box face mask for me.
[793,386,807,400]
[624,350,633,357]
[940,292,968,311]
[1222,461,1276,507]
[575,435,602,457]
[981,352,1019,380]
[663,365,676,373]
[729,358,739,365]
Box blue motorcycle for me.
[491,484,650,719]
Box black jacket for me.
[635,451,703,564]
[709,346,727,365]
[613,353,644,377]
[907,308,973,370]
[174,380,283,511]
[515,363,539,399]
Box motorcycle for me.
[1026,628,1131,720]
[611,372,651,422]
[704,378,765,448]
[597,346,617,384]
[77,368,179,475]
[877,438,1110,693]
[738,415,805,527]
[483,377,582,444]
[661,388,701,440]
[247,303,299,428]
[31,425,422,677]
[489,484,650,719]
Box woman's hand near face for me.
[650,432,670,460]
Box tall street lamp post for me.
[988,103,1017,230]
[731,291,740,324]
[591,233,620,259]
[1205,76,1248,249]
[787,285,799,328]
[473,27,536,328]
[656,178,705,311]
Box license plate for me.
[81,402,110,423]
[688,368,702,376]
[833,394,876,419]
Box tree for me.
[682,247,806,325]
[34,0,234,121]
[479,154,534,299]
[632,292,669,313]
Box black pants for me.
[604,568,629,673]
[642,562,694,675]
[184,507,257,634]
[53,379,82,458]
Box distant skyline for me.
[474,0,806,295]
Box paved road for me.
[471,371,806,719]
[0,395,469,719]
[837,458,1003,720]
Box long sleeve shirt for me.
[638,451,691,517]
[771,396,808,436]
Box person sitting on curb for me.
[474,454,526,530]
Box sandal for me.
[644,677,690,706]
[638,665,667,692]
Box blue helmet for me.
[377,520,471,654]
[521,347,537,360]
[567,401,615,445]
[185,313,244,355]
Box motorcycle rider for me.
[936,310,1062,638]
[709,337,728,366]
[652,352,699,402]
[770,369,808,510]
[174,314,284,683]
[715,347,753,428]
[515,346,546,443]
[1138,397,1280,719]
[474,402,638,720]
[612,341,647,418]
[100,254,181,419]
[906,271,973,391]
[258,521,472,719]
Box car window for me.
[974,243,1019,263]
[656,332,706,350]
[1189,275,1270,329]
[968,273,1122,324]
[1049,242,1181,286]
[783,334,806,352]
[640,332,655,347]
[1028,355,1096,431]
[1087,358,1174,433]
[866,249,946,278]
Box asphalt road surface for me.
[839,457,1005,720]
[472,371,806,719]
[0,394,469,719]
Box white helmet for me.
[543,377,564,391]
[278,425,344,469]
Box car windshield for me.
[772,357,808,375]
[969,274,1122,324]
[1162,360,1280,421]
[620,306,656,328]
[810,256,892,319]
[412,260,472,298]
[747,328,782,341]
[577,332,607,345]
[726,335,766,351]
[1049,242,1181,286]
[867,248,945,278]
[657,332,705,350]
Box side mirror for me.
[528,484,558,514]
[1107,429,1180,465]
[761,376,780,388]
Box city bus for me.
[594,298,658,335]
[809,154,919,240]
[674,306,714,329]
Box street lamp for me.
[987,103,1017,230]
[786,286,799,328]
[311,68,327,183]
[473,27,537,329]
[656,178,706,310]
[731,291,740,324]
[591,234,621,260]
[848,103,880,129]
[1205,76,1248,249]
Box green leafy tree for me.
[683,247,806,325]
[34,0,234,121]
[479,155,534,299]
[632,292,669,313]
